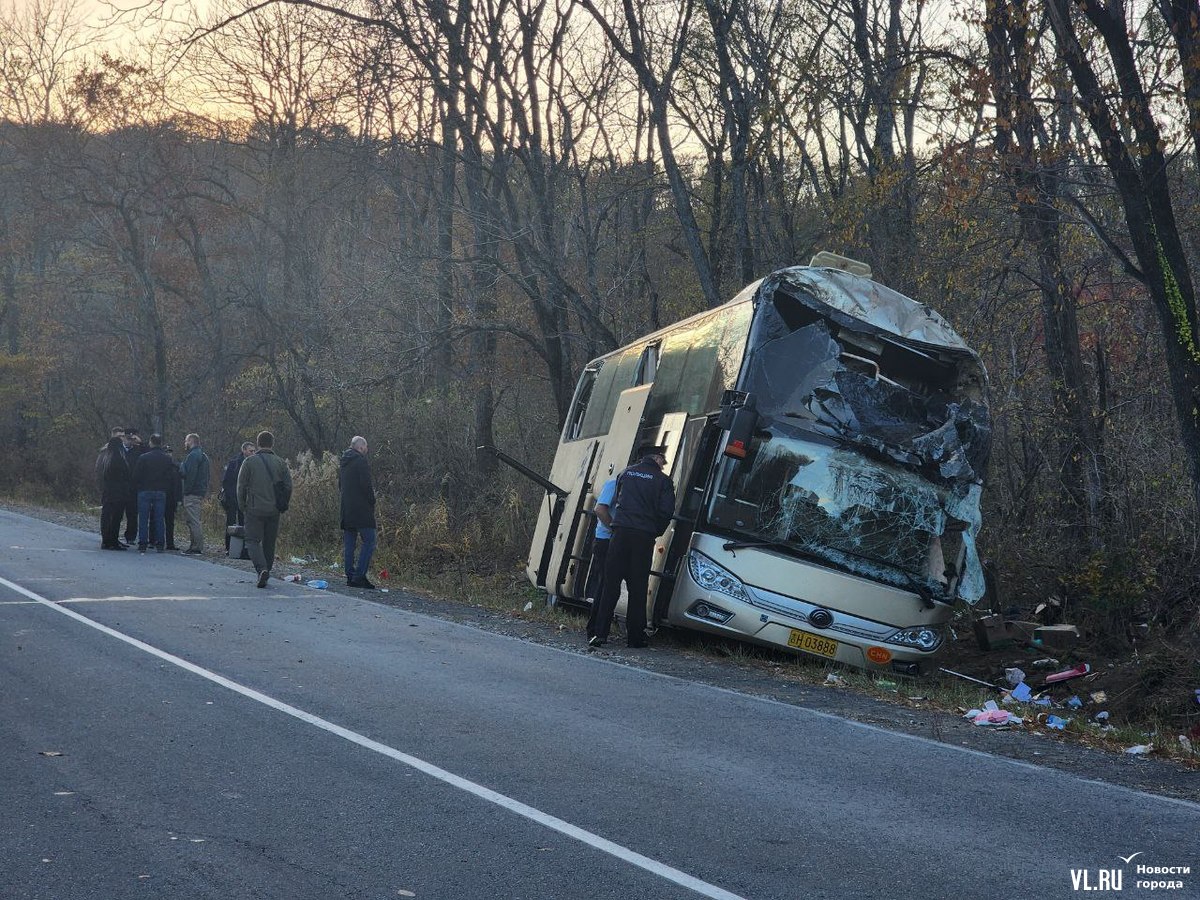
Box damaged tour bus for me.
[504,252,989,674]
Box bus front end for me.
[666,265,990,674]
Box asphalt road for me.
[1,509,1197,900]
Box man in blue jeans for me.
[339,435,377,589]
[584,477,617,641]
[131,434,177,553]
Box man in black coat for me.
[95,426,134,550]
[588,444,677,649]
[132,433,177,552]
[339,435,377,589]
[120,429,144,544]
[220,441,256,552]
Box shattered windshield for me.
[708,283,991,603]
[707,430,985,602]
[743,291,990,484]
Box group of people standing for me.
[95,428,210,554]
[95,427,378,594]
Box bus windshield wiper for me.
[722,538,792,553]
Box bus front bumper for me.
[673,547,949,674]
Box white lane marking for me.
[9,546,102,553]
[0,574,746,900]
[61,595,245,604]
[0,596,258,606]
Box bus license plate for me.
[787,629,838,659]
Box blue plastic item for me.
[1046,715,1068,730]
[1066,695,1083,709]
[306,579,328,589]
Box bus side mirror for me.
[719,390,757,460]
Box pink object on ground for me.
[1043,663,1091,684]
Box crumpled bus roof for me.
[745,266,974,353]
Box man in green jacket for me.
[180,432,211,554]
[236,431,293,588]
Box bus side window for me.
[635,342,659,385]
[643,329,693,423]
[578,356,621,437]
[564,366,599,441]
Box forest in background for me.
[1,0,1198,713]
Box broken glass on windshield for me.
[743,291,990,483]
[708,434,985,602]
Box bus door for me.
[644,412,687,625]
[525,435,597,594]
[593,385,653,488]
[546,385,652,602]
[651,418,723,626]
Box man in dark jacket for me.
[180,432,211,554]
[95,426,133,550]
[589,445,677,649]
[132,433,177,553]
[220,442,255,552]
[237,431,293,588]
[339,435,377,589]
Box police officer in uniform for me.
[588,444,676,649]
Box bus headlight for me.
[886,625,944,652]
[687,551,751,604]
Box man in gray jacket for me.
[237,431,293,588]
[180,433,211,554]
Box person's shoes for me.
[154,545,164,553]
[101,544,126,551]
[587,635,605,650]
[256,569,270,589]
[138,545,147,554]
[355,576,377,590]
[184,548,202,555]
[118,541,131,548]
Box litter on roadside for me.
[1089,691,1107,704]
[1043,663,1091,684]
[1010,682,1033,703]
[1045,715,1069,730]
[1033,624,1080,649]
[939,667,999,689]
[824,673,845,686]
[306,579,328,589]
[1030,658,1059,668]
[1125,744,1153,756]
[1094,711,1110,723]
[1005,667,1026,687]
[1066,696,1083,709]
[1179,736,1194,754]
[965,701,1023,727]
